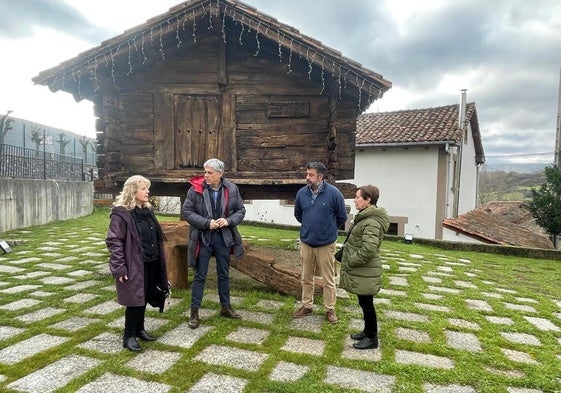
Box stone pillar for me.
[160,221,189,289]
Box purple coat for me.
[105,206,168,306]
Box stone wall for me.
[0,179,93,233]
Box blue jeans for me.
[191,231,231,309]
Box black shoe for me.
[350,331,366,341]
[137,330,156,341]
[220,305,241,319]
[188,308,200,329]
[352,336,378,350]
[123,337,142,352]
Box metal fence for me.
[0,144,97,181]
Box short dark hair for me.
[306,161,328,177]
[358,185,380,205]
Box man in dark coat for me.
[182,158,246,329]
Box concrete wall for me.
[0,179,93,233]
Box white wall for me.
[349,148,441,239]
[443,227,485,244]
[244,199,300,226]
[457,124,479,214]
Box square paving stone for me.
[0,298,42,311]
[51,316,100,332]
[395,349,454,369]
[64,293,99,303]
[84,300,122,315]
[289,314,324,333]
[16,307,67,323]
[504,303,537,313]
[194,344,268,371]
[0,265,25,273]
[65,281,98,291]
[126,349,181,373]
[0,284,42,294]
[465,299,493,312]
[384,310,429,323]
[501,348,538,364]
[428,286,461,294]
[67,269,93,277]
[7,354,100,393]
[481,291,503,298]
[281,336,325,356]
[255,299,284,310]
[0,326,26,341]
[17,271,49,280]
[29,291,55,298]
[76,372,170,393]
[396,327,431,343]
[236,309,275,324]
[486,316,513,325]
[501,332,541,346]
[187,372,247,393]
[77,332,123,354]
[0,334,69,364]
[415,302,451,313]
[159,322,214,349]
[269,361,309,382]
[325,365,395,393]
[424,383,477,392]
[226,326,270,344]
[448,318,480,330]
[39,276,75,285]
[36,263,72,270]
[445,331,482,352]
[523,316,560,332]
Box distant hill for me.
[484,162,549,174]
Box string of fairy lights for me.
[44,0,388,109]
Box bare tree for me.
[0,110,14,145]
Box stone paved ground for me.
[0,227,560,392]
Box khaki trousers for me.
[299,241,337,310]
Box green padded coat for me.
[338,205,389,296]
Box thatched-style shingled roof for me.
[32,0,391,110]
[357,103,485,164]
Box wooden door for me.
[174,95,220,168]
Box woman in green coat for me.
[339,185,389,349]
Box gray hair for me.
[204,158,225,173]
[306,161,327,177]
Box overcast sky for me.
[1,0,561,165]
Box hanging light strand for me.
[47,0,383,106]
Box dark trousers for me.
[191,231,231,309]
[358,294,378,338]
[124,305,146,339]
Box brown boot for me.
[188,308,199,329]
[220,305,241,319]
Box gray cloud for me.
[248,0,561,163]
[0,0,112,43]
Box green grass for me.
[0,207,560,392]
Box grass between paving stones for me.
[0,207,560,392]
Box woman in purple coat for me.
[106,175,169,352]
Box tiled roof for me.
[356,103,484,164]
[443,202,554,249]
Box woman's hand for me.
[118,275,128,282]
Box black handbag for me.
[334,225,353,262]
